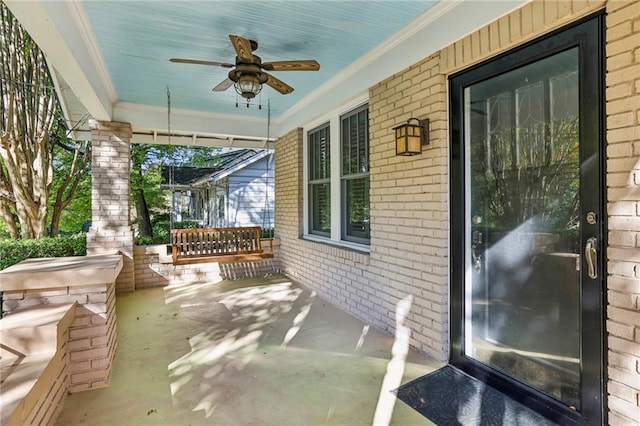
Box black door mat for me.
[394,365,556,425]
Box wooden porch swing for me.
[166,90,274,266]
[170,226,274,265]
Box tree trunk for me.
[49,205,62,237]
[0,153,18,237]
[0,201,18,238]
[135,188,153,237]
[130,144,153,238]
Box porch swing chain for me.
[167,87,174,233]
[263,99,272,238]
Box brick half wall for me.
[133,243,281,288]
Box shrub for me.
[134,235,155,246]
[152,220,171,242]
[261,228,274,238]
[173,221,200,229]
[0,220,10,239]
[0,234,87,270]
[134,221,202,246]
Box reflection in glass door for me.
[464,48,581,406]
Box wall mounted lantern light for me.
[393,117,429,156]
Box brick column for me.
[87,120,135,292]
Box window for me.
[308,123,331,236]
[305,102,370,248]
[341,105,370,243]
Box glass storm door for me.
[450,15,604,424]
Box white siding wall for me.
[227,154,275,229]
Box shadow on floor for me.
[56,275,438,425]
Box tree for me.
[472,117,580,237]
[130,143,220,238]
[48,116,91,237]
[0,3,58,238]
[0,4,90,239]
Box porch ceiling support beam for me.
[4,0,115,121]
[114,102,278,142]
[131,132,273,150]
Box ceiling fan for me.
[170,35,320,100]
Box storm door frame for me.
[449,12,606,425]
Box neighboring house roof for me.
[161,149,271,188]
[162,167,218,186]
[205,149,259,170]
[192,150,272,186]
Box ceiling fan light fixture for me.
[235,74,263,99]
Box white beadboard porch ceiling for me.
[4,0,528,148]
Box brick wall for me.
[134,245,220,287]
[274,129,383,332]
[1,256,121,424]
[274,128,304,242]
[133,243,281,288]
[275,129,371,317]
[2,283,118,393]
[368,53,450,361]
[1,304,75,426]
[276,123,449,360]
[67,283,117,392]
[24,337,69,425]
[439,1,605,74]
[275,0,640,423]
[604,1,640,424]
[87,120,135,292]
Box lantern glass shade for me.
[235,75,262,99]
[394,121,423,156]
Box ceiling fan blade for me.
[229,35,254,63]
[262,60,320,72]
[265,73,294,95]
[170,58,234,68]
[212,78,234,92]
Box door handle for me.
[472,245,482,273]
[585,237,598,279]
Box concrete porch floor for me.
[56,275,438,425]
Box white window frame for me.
[303,94,371,253]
